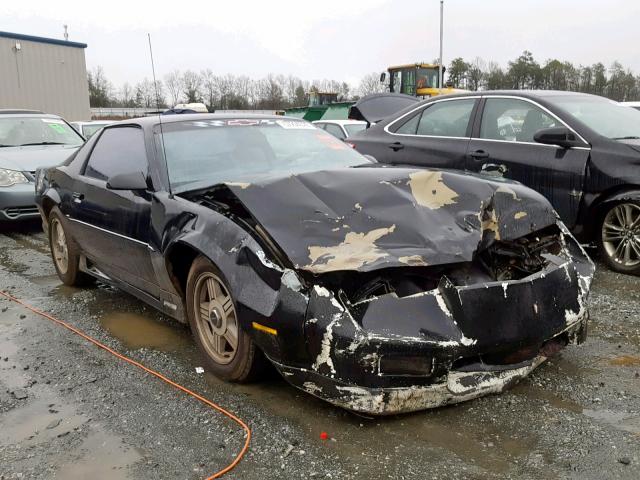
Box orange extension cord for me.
[0,290,251,479]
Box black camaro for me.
[36,114,594,414]
[350,91,640,275]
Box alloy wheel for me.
[51,218,69,274]
[602,203,640,267]
[192,272,238,365]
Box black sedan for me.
[350,91,640,275]
[35,114,594,414]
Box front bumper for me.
[0,183,38,221]
[273,224,594,414]
[275,315,586,415]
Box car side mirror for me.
[106,171,148,190]
[533,127,581,148]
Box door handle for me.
[388,142,404,151]
[481,163,508,175]
[72,192,84,204]
[469,149,490,159]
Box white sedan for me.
[312,120,367,140]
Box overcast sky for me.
[2,0,639,88]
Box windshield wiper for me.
[613,136,640,140]
[18,142,66,146]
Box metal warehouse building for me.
[0,31,90,121]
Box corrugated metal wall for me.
[0,36,91,121]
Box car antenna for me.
[147,33,172,197]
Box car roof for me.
[74,120,113,125]
[313,119,367,125]
[109,113,302,130]
[0,109,47,115]
[622,101,640,107]
[423,89,590,101]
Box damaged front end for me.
[276,222,593,414]
[183,167,594,414]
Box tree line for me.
[446,51,640,101]
[88,51,640,109]
[88,67,354,110]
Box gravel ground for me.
[0,224,639,480]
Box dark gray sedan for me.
[0,109,84,222]
[350,91,640,275]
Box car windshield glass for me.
[157,119,372,192]
[416,68,439,89]
[0,117,84,147]
[551,95,640,139]
[344,124,367,136]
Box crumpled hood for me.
[225,167,559,274]
[0,145,80,171]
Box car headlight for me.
[0,168,29,187]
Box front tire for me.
[185,255,266,382]
[598,201,640,275]
[48,208,94,286]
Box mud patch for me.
[511,383,583,414]
[582,409,640,435]
[54,427,143,480]
[100,312,191,352]
[609,355,640,366]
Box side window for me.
[416,99,476,137]
[84,127,148,181]
[480,98,559,143]
[324,123,346,140]
[394,111,421,134]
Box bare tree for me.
[467,57,485,91]
[201,69,218,110]
[182,70,203,103]
[87,66,113,107]
[119,82,134,107]
[358,72,386,96]
[164,70,182,106]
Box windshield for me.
[157,118,372,192]
[551,95,640,139]
[344,123,367,136]
[416,68,439,89]
[0,116,84,147]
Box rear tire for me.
[48,208,94,286]
[597,201,640,275]
[185,255,266,382]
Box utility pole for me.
[63,25,68,41]
[439,0,444,94]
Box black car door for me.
[369,98,478,169]
[66,125,158,296]
[465,96,590,228]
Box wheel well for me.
[41,198,56,221]
[165,242,200,298]
[583,187,640,241]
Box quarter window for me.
[84,127,148,181]
[394,112,421,134]
[480,98,559,143]
[324,123,346,140]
